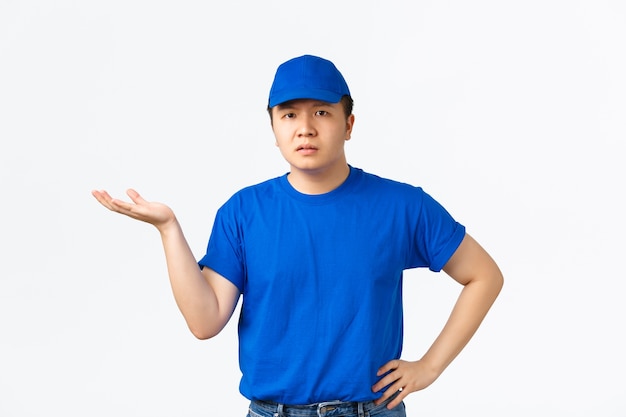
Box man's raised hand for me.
[91,188,176,230]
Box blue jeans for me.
[247,394,406,417]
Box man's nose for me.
[297,116,316,136]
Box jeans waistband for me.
[251,391,400,417]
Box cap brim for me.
[268,88,343,108]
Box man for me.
[92,54,503,417]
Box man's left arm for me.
[373,233,504,409]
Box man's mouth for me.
[297,144,318,154]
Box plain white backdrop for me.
[1,1,624,416]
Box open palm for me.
[92,188,175,229]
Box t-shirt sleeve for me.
[198,202,245,293]
[413,189,466,272]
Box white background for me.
[1,1,624,416]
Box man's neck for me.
[287,163,350,195]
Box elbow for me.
[491,267,504,297]
[496,264,504,288]
[188,324,221,340]
[183,308,233,340]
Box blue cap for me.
[268,55,351,108]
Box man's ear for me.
[345,113,355,141]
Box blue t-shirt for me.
[198,166,465,404]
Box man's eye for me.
[283,113,296,119]
[315,110,328,116]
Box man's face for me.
[271,99,355,177]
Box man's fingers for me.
[372,359,401,392]
[372,372,395,393]
[92,190,137,217]
[92,190,116,210]
[109,198,135,213]
[374,384,405,408]
[92,188,173,227]
[377,359,399,376]
[92,189,143,213]
[126,188,145,204]
[386,389,408,410]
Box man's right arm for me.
[92,188,240,339]
[158,218,240,339]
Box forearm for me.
[372,270,502,409]
[92,189,235,338]
[421,270,503,375]
[157,219,223,339]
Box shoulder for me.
[229,175,283,199]
[355,167,426,198]
[217,175,285,214]
[352,168,456,217]
[235,176,282,197]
